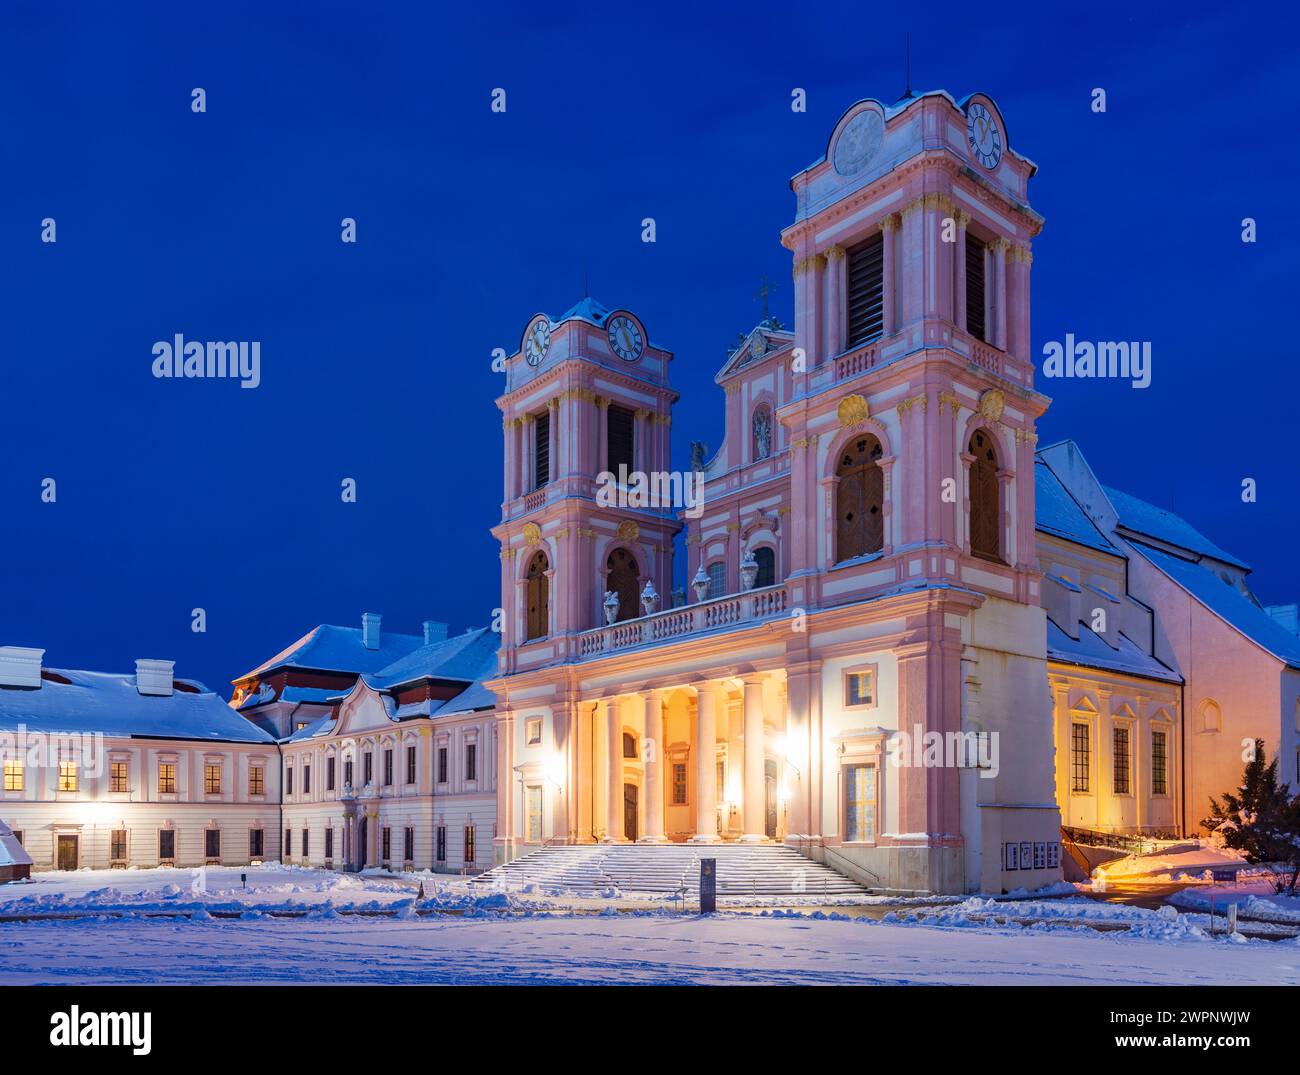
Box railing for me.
[834,340,881,382]
[791,835,881,889]
[522,488,546,513]
[1059,825,1169,857]
[578,583,789,657]
[969,339,1004,376]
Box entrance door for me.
[57,834,78,871]
[764,760,778,840]
[358,818,368,869]
[623,783,638,842]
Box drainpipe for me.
[1178,678,1187,839]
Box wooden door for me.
[623,783,638,842]
[57,834,78,871]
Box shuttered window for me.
[526,551,549,640]
[607,404,634,477]
[835,434,885,562]
[533,411,550,489]
[968,430,1000,561]
[845,234,885,349]
[966,235,986,341]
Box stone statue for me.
[753,408,772,460]
[689,441,709,473]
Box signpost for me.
[700,858,716,914]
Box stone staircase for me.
[471,842,868,897]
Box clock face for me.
[523,316,551,366]
[966,102,1003,170]
[607,314,644,362]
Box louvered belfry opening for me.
[845,233,885,349]
[835,433,885,562]
[968,429,1001,562]
[533,411,550,489]
[966,234,987,341]
[607,404,634,478]
[606,547,640,623]
[525,550,549,640]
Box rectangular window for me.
[526,718,542,745]
[326,756,336,792]
[966,234,987,341]
[249,828,264,859]
[534,410,550,489]
[404,827,414,862]
[284,828,292,857]
[465,743,477,782]
[3,761,22,792]
[363,752,373,786]
[464,825,475,864]
[204,763,221,795]
[406,745,416,785]
[301,828,309,859]
[1152,730,1169,796]
[845,764,877,843]
[58,760,78,792]
[302,762,311,795]
[845,232,885,348]
[381,827,391,862]
[383,748,393,787]
[844,668,875,708]
[672,762,688,805]
[324,828,334,860]
[1071,723,1090,793]
[110,761,129,793]
[110,829,127,860]
[1112,725,1131,796]
[285,765,294,795]
[344,759,353,788]
[436,826,447,863]
[527,785,543,842]
[706,562,727,599]
[158,762,176,795]
[437,747,448,784]
[607,404,635,477]
[249,765,265,797]
[158,829,175,861]
[204,828,220,860]
[717,759,725,804]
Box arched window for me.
[968,429,1001,562]
[525,551,549,641]
[835,434,884,562]
[706,561,727,599]
[606,548,640,623]
[1200,698,1222,733]
[622,732,638,759]
[752,404,773,461]
[754,546,776,588]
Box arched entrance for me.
[606,548,640,622]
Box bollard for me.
[700,858,716,914]
[1227,902,1238,935]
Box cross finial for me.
[754,274,775,322]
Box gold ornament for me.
[837,394,869,427]
[978,389,1005,423]
[522,522,542,546]
[617,520,640,542]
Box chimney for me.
[0,646,45,688]
[135,659,175,696]
[423,620,448,645]
[362,612,382,651]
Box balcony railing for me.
[578,583,789,658]
[834,340,882,382]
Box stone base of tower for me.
[805,841,967,896]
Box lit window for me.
[845,764,877,842]
[110,829,127,861]
[1071,723,1090,793]
[1152,731,1168,796]
[672,763,688,805]
[464,825,475,864]
[1112,726,1131,795]
[58,760,78,792]
[526,718,542,745]
[158,762,176,795]
[204,764,222,795]
[249,765,265,797]
[110,761,128,793]
[4,761,24,792]
[844,668,875,708]
[527,785,543,842]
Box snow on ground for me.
[1170,882,1300,923]
[0,866,1297,984]
[1098,843,1247,880]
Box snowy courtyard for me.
[0,865,1296,986]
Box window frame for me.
[842,664,878,711]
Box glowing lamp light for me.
[543,754,566,789]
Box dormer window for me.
[845,234,885,348]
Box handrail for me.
[790,835,880,888]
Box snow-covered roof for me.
[1046,620,1181,684]
[0,819,32,869]
[431,675,498,718]
[236,624,424,681]
[1129,542,1300,670]
[0,670,274,744]
[1034,462,1117,554]
[284,715,336,743]
[1103,485,1249,570]
[368,628,498,689]
[555,296,612,328]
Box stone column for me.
[880,216,898,336]
[691,683,720,842]
[596,397,609,477]
[824,247,843,358]
[992,238,1008,351]
[547,398,559,484]
[954,211,969,334]
[601,699,623,842]
[740,675,766,841]
[640,690,665,842]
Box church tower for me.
[492,299,680,675]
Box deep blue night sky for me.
[3,1,1297,694]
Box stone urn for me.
[691,565,710,603]
[603,590,620,625]
[740,549,759,591]
[640,580,660,616]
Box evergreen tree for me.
[1203,740,1300,895]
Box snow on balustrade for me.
[577,584,789,657]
